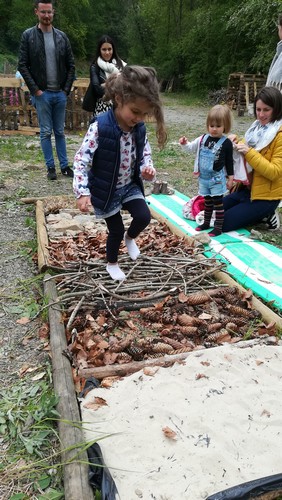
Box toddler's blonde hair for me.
[206,104,232,133]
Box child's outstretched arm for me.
[179,135,201,153]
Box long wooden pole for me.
[44,275,94,500]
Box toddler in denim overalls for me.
[179,104,234,236]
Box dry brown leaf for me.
[195,373,208,380]
[84,338,96,349]
[178,292,188,303]
[96,340,109,350]
[198,313,212,320]
[16,316,30,325]
[261,409,271,418]
[257,321,277,336]
[84,397,108,411]
[200,361,210,366]
[76,350,88,369]
[162,426,177,440]
[31,372,46,381]
[96,314,107,326]
[85,313,96,322]
[241,289,253,308]
[143,366,159,376]
[21,336,32,346]
[230,337,241,343]
[103,352,118,365]
[19,364,38,376]
[100,376,121,388]
[38,323,49,340]
[125,319,138,330]
[255,359,264,366]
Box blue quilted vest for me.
[88,108,146,210]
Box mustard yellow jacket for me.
[244,127,282,200]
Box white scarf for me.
[97,57,120,79]
[245,119,282,151]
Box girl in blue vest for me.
[179,105,234,236]
[73,65,167,280]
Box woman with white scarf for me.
[90,35,126,116]
[222,86,282,232]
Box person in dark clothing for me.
[18,0,75,180]
[90,35,126,117]
[73,66,167,281]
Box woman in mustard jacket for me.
[222,86,282,232]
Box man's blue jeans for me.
[32,91,68,171]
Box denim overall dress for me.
[198,134,227,196]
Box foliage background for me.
[1,0,282,92]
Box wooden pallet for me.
[227,72,266,116]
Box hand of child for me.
[141,166,156,181]
[228,134,238,143]
[226,176,234,191]
[77,195,92,212]
[179,136,188,145]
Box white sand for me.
[81,342,282,499]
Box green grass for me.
[0,136,42,163]
[0,369,64,499]
[162,91,207,107]
[1,274,45,319]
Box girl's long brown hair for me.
[104,65,167,149]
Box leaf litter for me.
[43,216,280,392]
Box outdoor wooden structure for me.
[0,77,93,134]
[227,72,266,116]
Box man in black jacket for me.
[18,0,75,180]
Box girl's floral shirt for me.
[73,120,154,198]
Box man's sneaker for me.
[47,167,57,181]
[61,166,74,178]
[266,209,280,230]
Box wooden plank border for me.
[44,275,94,500]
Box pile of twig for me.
[49,251,225,317]
[43,221,278,380]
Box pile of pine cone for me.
[65,285,276,370]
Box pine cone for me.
[207,302,221,321]
[207,323,222,333]
[151,342,174,354]
[178,314,207,327]
[221,316,247,327]
[178,313,195,326]
[177,326,198,336]
[116,352,132,363]
[109,336,132,352]
[227,304,259,319]
[185,292,211,305]
[162,311,178,324]
[206,329,232,343]
[126,345,144,360]
[225,322,238,332]
[161,337,184,350]
[142,310,162,322]
[170,346,193,354]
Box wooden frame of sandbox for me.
[28,195,282,500]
